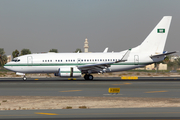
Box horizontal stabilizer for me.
[150,51,178,58]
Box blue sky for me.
[0,0,180,55]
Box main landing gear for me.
[84,74,94,80]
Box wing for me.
[77,49,131,73]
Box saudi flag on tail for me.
[157,29,165,33]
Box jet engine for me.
[54,67,81,77]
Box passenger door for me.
[27,56,33,66]
[134,55,139,65]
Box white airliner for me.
[4,16,177,80]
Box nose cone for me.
[4,63,7,69]
[3,63,10,70]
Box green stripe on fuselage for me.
[61,71,81,73]
[4,62,151,66]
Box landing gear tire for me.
[88,75,93,80]
[84,75,88,80]
[84,74,93,80]
[23,76,27,81]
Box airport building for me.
[145,63,167,70]
[7,55,11,63]
[170,55,180,62]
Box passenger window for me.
[42,60,44,62]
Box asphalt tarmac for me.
[0,108,180,119]
[0,77,180,98]
[0,77,180,119]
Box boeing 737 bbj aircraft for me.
[4,16,177,80]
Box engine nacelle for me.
[54,67,81,77]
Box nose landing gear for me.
[23,76,27,81]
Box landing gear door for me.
[27,56,33,66]
[134,55,139,65]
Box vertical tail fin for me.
[140,16,172,54]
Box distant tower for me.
[84,38,89,53]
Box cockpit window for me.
[12,59,20,62]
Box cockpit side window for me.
[12,58,20,62]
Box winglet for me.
[103,47,108,53]
[116,49,131,63]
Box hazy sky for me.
[0,0,180,55]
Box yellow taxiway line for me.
[145,91,168,93]
[35,112,59,115]
[112,83,132,85]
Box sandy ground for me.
[0,96,180,110]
